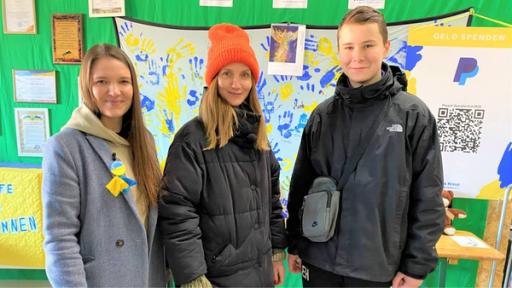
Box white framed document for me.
[13,70,57,103]
[14,108,50,157]
[88,0,125,18]
[199,0,232,7]
[2,0,36,34]
[348,0,385,9]
[273,0,307,9]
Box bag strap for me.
[336,98,390,191]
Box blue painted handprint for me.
[163,109,175,134]
[141,94,155,112]
[256,71,267,95]
[278,111,294,139]
[261,92,280,123]
[305,34,319,52]
[134,37,154,62]
[259,35,271,52]
[187,89,200,107]
[300,82,315,93]
[188,56,205,80]
[273,74,293,83]
[296,65,313,82]
[118,22,133,38]
[160,55,169,76]
[320,65,342,88]
[295,113,308,133]
[270,140,283,162]
[147,59,160,85]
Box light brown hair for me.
[79,44,161,207]
[337,6,388,46]
[199,75,269,150]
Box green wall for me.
[1,0,509,286]
[1,0,511,164]
[0,0,116,164]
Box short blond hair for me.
[337,6,388,45]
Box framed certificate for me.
[89,0,125,17]
[52,14,83,64]
[14,108,50,157]
[2,0,36,34]
[13,70,57,103]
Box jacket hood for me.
[64,105,129,146]
[334,63,407,106]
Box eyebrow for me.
[341,40,377,46]
[220,68,251,73]
[92,75,131,80]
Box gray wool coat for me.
[42,128,166,287]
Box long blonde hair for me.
[199,75,269,150]
[79,44,161,207]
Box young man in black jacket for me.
[286,6,445,288]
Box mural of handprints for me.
[115,13,470,206]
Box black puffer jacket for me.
[286,63,444,282]
[159,110,286,287]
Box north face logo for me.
[386,124,403,132]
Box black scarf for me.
[231,102,260,149]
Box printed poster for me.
[408,26,512,199]
[268,23,306,76]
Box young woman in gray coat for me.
[158,24,287,287]
[42,44,167,287]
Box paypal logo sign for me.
[453,57,479,85]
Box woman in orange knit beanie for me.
[159,23,287,287]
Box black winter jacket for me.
[286,63,444,282]
[159,113,287,287]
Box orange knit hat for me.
[205,23,259,86]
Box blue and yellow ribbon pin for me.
[106,160,137,197]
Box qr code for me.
[437,108,484,153]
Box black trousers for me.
[301,261,392,287]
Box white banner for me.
[408,26,512,200]
[115,10,470,208]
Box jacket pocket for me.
[207,244,238,276]
[390,189,409,265]
[82,255,95,264]
[207,239,260,277]
[208,244,235,266]
[82,255,96,271]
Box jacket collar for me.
[334,63,405,106]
